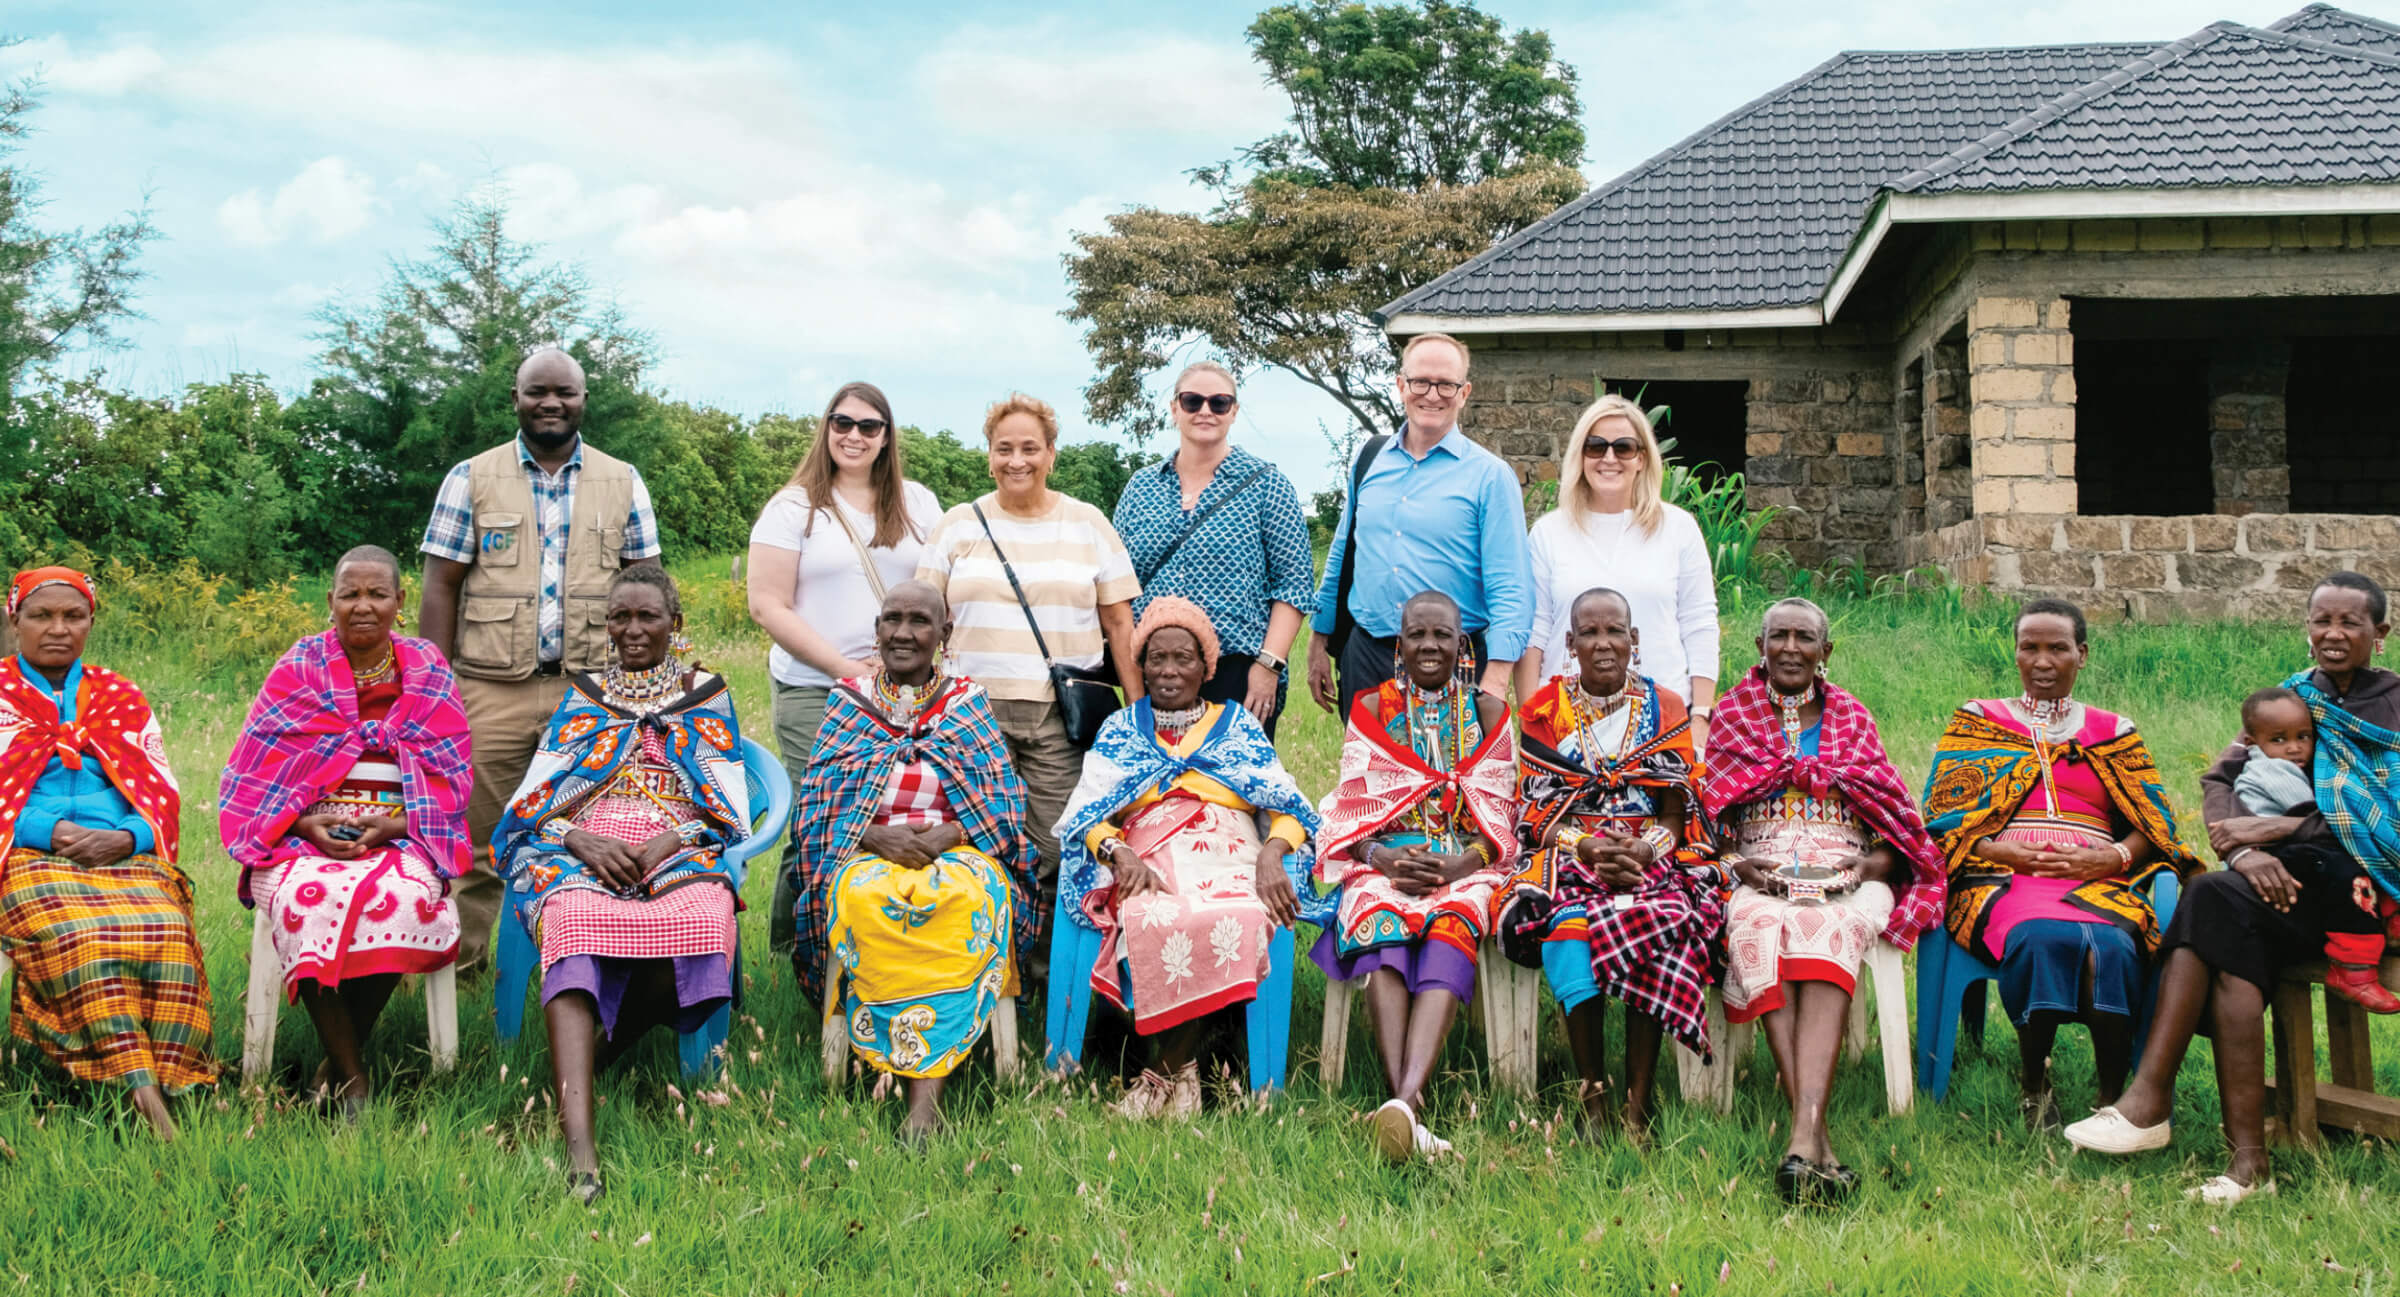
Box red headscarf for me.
[7,567,97,619]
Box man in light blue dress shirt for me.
[1306,334,1534,719]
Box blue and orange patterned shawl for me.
[2289,668,2400,902]
[1921,702,2200,963]
[492,671,752,940]
[789,675,1033,1003]
[220,630,474,905]
[1055,697,1332,932]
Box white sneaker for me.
[1370,1099,1415,1163]
[2185,1175,2275,1206]
[2063,1105,2172,1155]
[1412,1120,1452,1159]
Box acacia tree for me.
[1064,0,1584,446]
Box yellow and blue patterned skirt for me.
[826,846,1016,1078]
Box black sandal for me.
[568,1171,605,1206]
[1810,1161,1860,1202]
[1774,1154,1813,1204]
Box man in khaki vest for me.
[418,347,662,970]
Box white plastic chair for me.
[241,905,458,1085]
[1672,938,1911,1115]
[1317,934,1543,1099]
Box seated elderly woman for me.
[1700,597,1944,1203]
[1055,596,1324,1118]
[793,580,1034,1145]
[494,568,755,1203]
[1922,597,2199,1131]
[221,545,473,1114]
[0,567,211,1138]
[1506,588,1718,1146]
[1316,591,1517,1162]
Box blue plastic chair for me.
[1914,869,2181,1101]
[494,734,794,1079]
[1041,884,1296,1093]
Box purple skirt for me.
[541,953,731,1038]
[1308,930,1479,1003]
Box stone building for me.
[1376,5,2400,617]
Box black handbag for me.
[972,502,1122,749]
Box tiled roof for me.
[2271,2,2400,58]
[1895,23,2400,193]
[1380,6,2400,326]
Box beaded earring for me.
[1456,640,1479,692]
[670,631,695,659]
[1392,640,1407,682]
[1815,661,1829,680]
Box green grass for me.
[4,573,2397,1295]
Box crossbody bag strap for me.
[826,497,889,603]
[970,501,1057,670]
[1135,464,1270,588]
[1329,432,1392,646]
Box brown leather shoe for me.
[2325,962,2400,1014]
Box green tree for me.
[0,66,155,406]
[1240,0,1584,190]
[1067,164,1581,444]
[293,192,656,556]
[1065,0,1584,446]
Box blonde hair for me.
[1556,395,1666,537]
[982,392,1059,448]
[1399,332,1471,374]
[1171,360,1237,394]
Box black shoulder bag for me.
[972,501,1122,750]
[1325,432,1393,658]
[1134,464,1270,588]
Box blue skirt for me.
[1996,919,2138,1024]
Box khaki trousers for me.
[986,697,1083,889]
[766,680,832,955]
[455,672,572,971]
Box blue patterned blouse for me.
[1111,446,1319,659]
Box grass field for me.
[2,569,2396,1295]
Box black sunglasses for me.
[828,413,889,436]
[1175,392,1236,415]
[1583,436,1643,459]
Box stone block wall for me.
[2207,339,2291,515]
[1965,295,2077,520]
[1924,512,2400,619]
[1746,373,1897,571]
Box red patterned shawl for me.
[0,656,181,871]
[1700,667,1946,948]
[1316,682,1521,890]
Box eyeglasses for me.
[828,414,889,437]
[1402,377,1465,398]
[1583,436,1643,460]
[1175,392,1236,415]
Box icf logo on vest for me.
[479,529,517,555]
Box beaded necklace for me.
[350,647,397,688]
[2016,693,2074,813]
[601,656,685,714]
[1401,678,1473,850]
[1153,701,1207,745]
[1772,683,1815,749]
[1566,673,1640,768]
[874,670,937,726]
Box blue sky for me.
[8,0,2390,497]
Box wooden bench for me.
[2265,947,2400,1145]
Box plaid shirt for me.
[876,758,953,826]
[419,436,663,663]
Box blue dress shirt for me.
[13,656,156,855]
[1311,426,1535,661]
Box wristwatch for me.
[1255,650,1288,674]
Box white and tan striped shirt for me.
[915,493,1140,702]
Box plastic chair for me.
[1041,884,1296,1093]
[241,906,459,1086]
[1317,934,1544,1098]
[495,734,793,1080]
[1914,869,2181,1101]
[1672,937,1913,1115]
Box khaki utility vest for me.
[451,439,636,681]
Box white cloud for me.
[217,157,379,247]
[916,30,1284,137]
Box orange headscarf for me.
[7,566,97,619]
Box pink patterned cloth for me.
[1970,700,2124,955]
[1088,797,1274,1034]
[534,728,737,970]
[261,849,459,998]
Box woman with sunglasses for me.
[1110,362,1316,738]
[1515,396,1720,745]
[747,381,943,959]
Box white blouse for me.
[1525,504,1721,702]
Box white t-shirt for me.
[1526,503,1721,701]
[749,480,943,687]
[915,492,1141,703]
